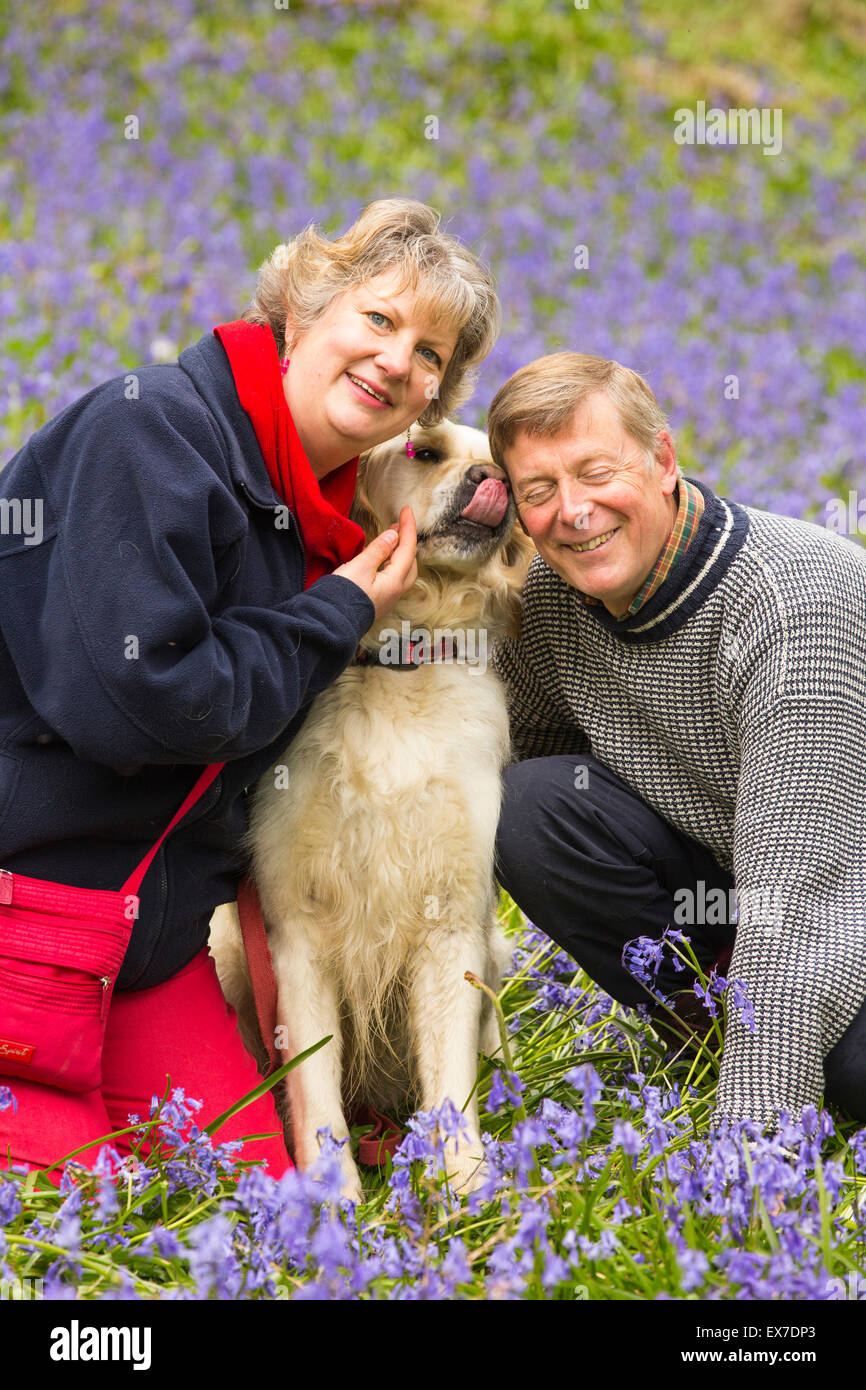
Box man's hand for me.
[333,505,418,622]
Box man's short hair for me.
[486,352,682,477]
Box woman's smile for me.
[344,371,394,407]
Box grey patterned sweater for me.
[493,475,866,1126]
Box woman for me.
[0,198,500,1178]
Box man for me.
[488,352,866,1127]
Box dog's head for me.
[355,421,517,571]
[353,421,534,637]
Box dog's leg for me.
[208,902,272,1075]
[479,918,514,1060]
[268,923,363,1204]
[408,922,488,1195]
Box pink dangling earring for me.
[280,355,289,377]
[404,426,416,458]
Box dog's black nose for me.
[465,462,509,488]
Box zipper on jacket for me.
[0,870,12,905]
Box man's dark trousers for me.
[494,752,866,1116]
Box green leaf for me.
[203,1035,333,1138]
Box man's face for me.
[503,391,679,617]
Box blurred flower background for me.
[2,0,864,527]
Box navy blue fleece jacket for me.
[0,332,375,988]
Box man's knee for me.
[499,754,607,826]
[824,1004,866,1121]
[497,755,600,873]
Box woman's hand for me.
[333,505,418,621]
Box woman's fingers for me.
[382,506,418,587]
[371,506,417,610]
[332,506,418,618]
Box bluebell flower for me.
[677,1246,710,1292]
[662,927,692,972]
[486,1238,532,1297]
[693,977,719,1018]
[139,1226,183,1260]
[0,1182,22,1224]
[187,1213,242,1299]
[612,1119,643,1158]
[726,977,756,1030]
[55,1186,84,1255]
[539,1251,572,1291]
[662,927,690,947]
[310,1216,351,1280]
[609,1197,638,1225]
[577,1229,620,1260]
[848,1129,866,1173]
[564,1063,603,1104]
[622,935,665,988]
[42,1272,79,1300]
[485,1067,524,1114]
[440,1236,471,1290]
[384,1175,424,1238]
[465,1166,505,1213]
[515,1196,548,1247]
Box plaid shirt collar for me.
[577,475,706,619]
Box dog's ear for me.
[502,522,535,581]
[489,523,535,640]
[351,447,384,543]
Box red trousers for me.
[0,947,292,1183]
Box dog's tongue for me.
[460,477,509,527]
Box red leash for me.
[354,1105,404,1167]
[236,876,282,1077]
[236,877,406,1163]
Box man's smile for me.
[567,526,620,555]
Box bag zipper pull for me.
[100,976,112,1020]
[0,871,12,905]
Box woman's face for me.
[282,268,458,477]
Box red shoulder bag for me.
[0,762,224,1093]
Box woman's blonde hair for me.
[487,353,681,476]
[243,198,500,425]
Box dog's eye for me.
[412,448,441,463]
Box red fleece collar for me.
[214,320,366,589]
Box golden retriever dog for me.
[210,420,532,1201]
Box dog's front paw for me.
[337,1151,365,1207]
[441,1139,490,1197]
[296,1130,365,1206]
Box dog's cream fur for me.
[210,421,532,1200]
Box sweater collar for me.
[574,476,751,643]
[576,475,706,617]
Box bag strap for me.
[120,762,226,900]
[237,875,282,1076]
